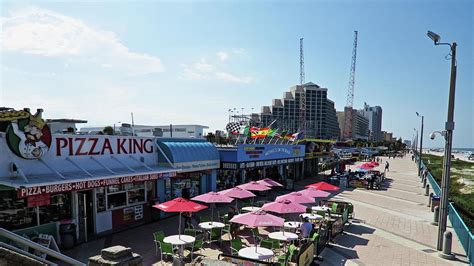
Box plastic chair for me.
[184,229,196,237]
[153,231,165,255]
[190,239,203,259]
[331,203,338,213]
[222,224,231,235]
[278,244,296,265]
[271,239,281,251]
[316,210,326,218]
[260,239,273,249]
[222,215,230,224]
[230,238,243,255]
[159,242,174,261]
[209,227,222,245]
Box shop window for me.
[96,187,106,212]
[0,190,72,231]
[128,189,145,204]
[108,192,127,209]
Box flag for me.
[257,128,270,138]
[268,128,279,137]
[239,125,250,136]
[290,132,301,142]
[250,127,259,139]
[283,133,293,140]
[225,122,240,135]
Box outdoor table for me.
[300,213,323,222]
[268,231,298,253]
[283,221,302,231]
[238,246,274,261]
[163,235,195,258]
[312,206,330,212]
[199,221,225,230]
[241,207,261,213]
[268,231,298,241]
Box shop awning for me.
[155,138,220,172]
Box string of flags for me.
[225,122,303,143]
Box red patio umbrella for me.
[305,181,340,191]
[153,197,207,237]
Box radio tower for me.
[298,38,306,134]
[343,31,358,140]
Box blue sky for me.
[1,0,472,148]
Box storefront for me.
[0,109,177,245]
[154,138,220,218]
[297,139,335,177]
[218,144,305,190]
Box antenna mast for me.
[343,30,358,140]
[299,38,306,134]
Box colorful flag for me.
[239,125,250,136]
[268,128,279,137]
[225,122,240,135]
[257,128,270,138]
[290,132,301,142]
[283,133,293,140]
[250,127,259,139]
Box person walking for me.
[385,161,390,172]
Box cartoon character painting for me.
[0,108,52,160]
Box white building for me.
[80,124,208,138]
[46,119,88,134]
[360,103,383,141]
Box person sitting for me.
[299,218,313,239]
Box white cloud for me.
[0,6,164,75]
[181,58,252,84]
[216,51,228,61]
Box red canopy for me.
[305,181,340,191]
[153,197,208,213]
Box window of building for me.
[106,182,147,210]
[174,128,186,132]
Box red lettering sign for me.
[16,172,176,198]
[27,194,51,208]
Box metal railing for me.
[422,160,473,263]
[0,228,85,265]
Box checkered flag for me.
[226,122,241,135]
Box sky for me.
[1,0,472,148]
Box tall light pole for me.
[427,30,457,251]
[413,128,418,154]
[416,112,424,176]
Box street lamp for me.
[427,30,457,251]
[416,112,424,176]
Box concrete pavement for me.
[63,155,470,265]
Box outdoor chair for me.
[208,227,222,245]
[222,215,230,224]
[222,224,231,236]
[331,203,338,213]
[278,244,296,265]
[200,216,211,223]
[159,242,175,261]
[230,238,243,256]
[184,228,196,237]
[190,239,203,260]
[260,239,273,249]
[316,210,326,218]
[153,231,165,255]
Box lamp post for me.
[416,112,424,176]
[427,30,457,251]
[413,128,418,155]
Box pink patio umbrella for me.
[219,187,256,209]
[257,178,284,187]
[298,187,331,198]
[192,191,234,221]
[261,199,306,214]
[261,199,306,235]
[276,192,315,204]
[230,210,285,251]
[237,181,272,191]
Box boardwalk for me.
[319,156,469,265]
[63,155,469,265]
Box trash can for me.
[431,196,440,212]
[60,223,76,249]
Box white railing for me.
[0,228,85,265]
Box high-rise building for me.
[337,109,369,140]
[260,82,340,139]
[360,103,383,141]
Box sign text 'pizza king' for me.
[55,137,154,156]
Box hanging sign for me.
[27,194,51,207]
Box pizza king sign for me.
[54,136,154,156]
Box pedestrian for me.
[385,161,390,172]
[299,217,313,239]
[412,155,414,161]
